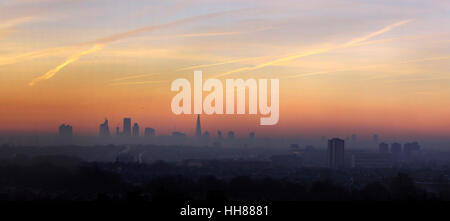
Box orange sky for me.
[0,0,449,139]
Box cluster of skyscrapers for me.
[98,117,155,138]
[58,114,256,140]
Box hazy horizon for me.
[1,0,450,141]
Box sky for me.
[0,0,449,140]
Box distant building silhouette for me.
[203,131,210,138]
[116,127,120,136]
[290,143,300,149]
[144,128,155,137]
[351,153,392,168]
[404,142,421,159]
[123,118,131,136]
[227,131,235,139]
[172,131,186,138]
[249,132,255,139]
[327,138,345,169]
[217,130,222,139]
[99,119,110,137]
[351,134,357,143]
[195,114,201,138]
[132,123,139,137]
[391,142,402,163]
[58,124,73,137]
[379,142,389,153]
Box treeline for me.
[0,155,448,201]
[145,174,436,201]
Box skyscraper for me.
[327,138,345,169]
[144,128,155,137]
[99,119,110,137]
[132,123,139,137]
[123,118,131,136]
[379,142,389,153]
[195,114,201,138]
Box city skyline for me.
[48,116,423,147]
[0,1,449,141]
[0,113,447,144]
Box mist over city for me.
[1,0,450,219]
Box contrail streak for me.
[175,56,268,72]
[84,9,244,45]
[109,73,160,82]
[108,80,167,86]
[171,31,240,38]
[214,19,412,78]
[342,20,412,47]
[28,9,245,86]
[0,46,72,66]
[286,55,450,79]
[28,44,105,86]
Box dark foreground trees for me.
[0,156,444,201]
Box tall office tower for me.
[195,114,201,138]
[132,123,139,137]
[379,142,389,153]
[391,142,402,162]
[99,119,110,137]
[144,128,155,137]
[116,127,120,136]
[58,124,73,137]
[327,138,345,169]
[373,134,379,144]
[123,118,131,136]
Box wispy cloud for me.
[0,16,33,30]
[0,16,34,39]
[0,46,71,66]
